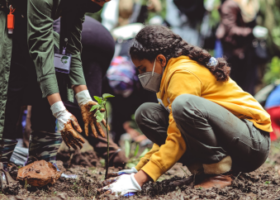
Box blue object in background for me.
[214,39,223,58]
[265,84,280,109]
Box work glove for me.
[51,101,85,149]
[101,174,141,197]
[76,90,107,138]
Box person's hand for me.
[51,101,85,149]
[76,90,107,138]
[107,167,138,178]
[101,174,141,197]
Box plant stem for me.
[105,101,109,179]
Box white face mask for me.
[137,59,163,93]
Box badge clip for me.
[54,38,71,74]
[7,5,15,34]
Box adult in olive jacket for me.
[0,0,110,191]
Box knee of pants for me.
[172,94,200,119]
[135,102,164,130]
[135,103,153,128]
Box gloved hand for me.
[76,90,107,138]
[102,174,141,197]
[107,167,138,178]
[51,101,85,149]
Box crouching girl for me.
[102,25,272,196]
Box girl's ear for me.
[157,54,166,68]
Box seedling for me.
[124,140,150,168]
[90,93,114,179]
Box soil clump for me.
[17,160,62,187]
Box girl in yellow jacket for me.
[102,25,272,196]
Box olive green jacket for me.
[0,0,86,137]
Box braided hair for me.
[129,25,230,81]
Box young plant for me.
[90,93,114,179]
[124,140,150,168]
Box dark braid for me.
[130,25,230,81]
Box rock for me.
[17,160,62,187]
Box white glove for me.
[75,90,92,106]
[51,101,72,132]
[102,174,141,197]
[117,167,138,175]
[50,101,84,149]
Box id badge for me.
[54,53,71,74]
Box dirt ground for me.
[2,141,280,200]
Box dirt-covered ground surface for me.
[2,141,280,200]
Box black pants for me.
[135,94,270,172]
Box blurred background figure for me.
[216,0,268,95]
[102,0,162,31]
[165,0,217,48]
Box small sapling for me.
[90,93,114,179]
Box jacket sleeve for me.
[27,0,86,98]
[217,1,252,39]
[141,71,202,181]
[62,15,86,88]
[27,0,59,97]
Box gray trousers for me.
[135,94,270,173]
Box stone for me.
[17,160,62,187]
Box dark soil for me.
[2,142,280,200]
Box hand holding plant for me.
[81,100,107,138]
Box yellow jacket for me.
[135,56,272,181]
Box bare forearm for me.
[134,170,151,187]
[47,93,62,106]
[73,85,87,94]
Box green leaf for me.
[102,93,115,100]
[94,96,103,104]
[125,140,130,158]
[96,110,105,122]
[90,104,101,112]
[139,148,150,158]
[133,144,139,157]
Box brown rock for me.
[17,160,62,187]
